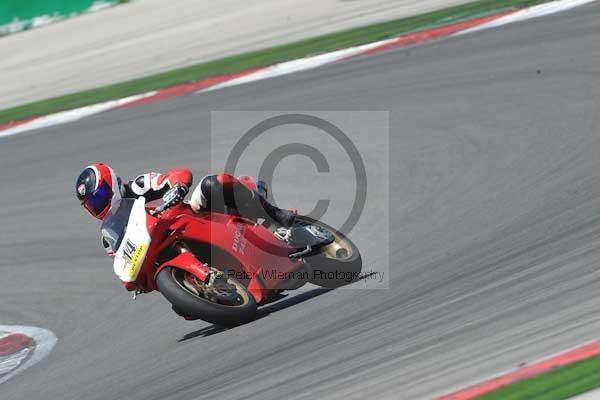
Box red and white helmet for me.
[76,163,122,220]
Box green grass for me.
[0,0,555,125]
[477,355,600,400]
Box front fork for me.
[154,243,211,284]
[154,242,273,304]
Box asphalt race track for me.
[2,4,600,400]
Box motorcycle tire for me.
[156,267,257,326]
[296,215,363,289]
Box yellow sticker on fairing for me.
[126,243,147,279]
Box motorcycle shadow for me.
[177,288,332,341]
[255,288,331,320]
[178,325,228,341]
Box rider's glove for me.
[162,183,188,207]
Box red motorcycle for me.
[100,177,362,326]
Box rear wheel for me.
[295,216,363,288]
[156,267,257,326]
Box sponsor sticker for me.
[126,242,147,279]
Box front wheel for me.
[296,216,363,289]
[156,267,257,326]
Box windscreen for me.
[100,198,135,254]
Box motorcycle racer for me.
[75,163,296,226]
[74,163,361,323]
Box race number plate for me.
[123,239,147,279]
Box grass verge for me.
[0,0,555,125]
[477,355,600,400]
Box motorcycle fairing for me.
[109,193,306,304]
[153,207,305,302]
[111,198,151,283]
[154,251,210,283]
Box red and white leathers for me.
[123,168,193,202]
[189,173,254,213]
[190,173,296,226]
[124,170,257,215]
[124,170,295,226]
[78,164,295,270]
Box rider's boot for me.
[229,177,296,227]
[254,195,297,227]
[238,179,296,227]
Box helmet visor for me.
[83,181,113,217]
